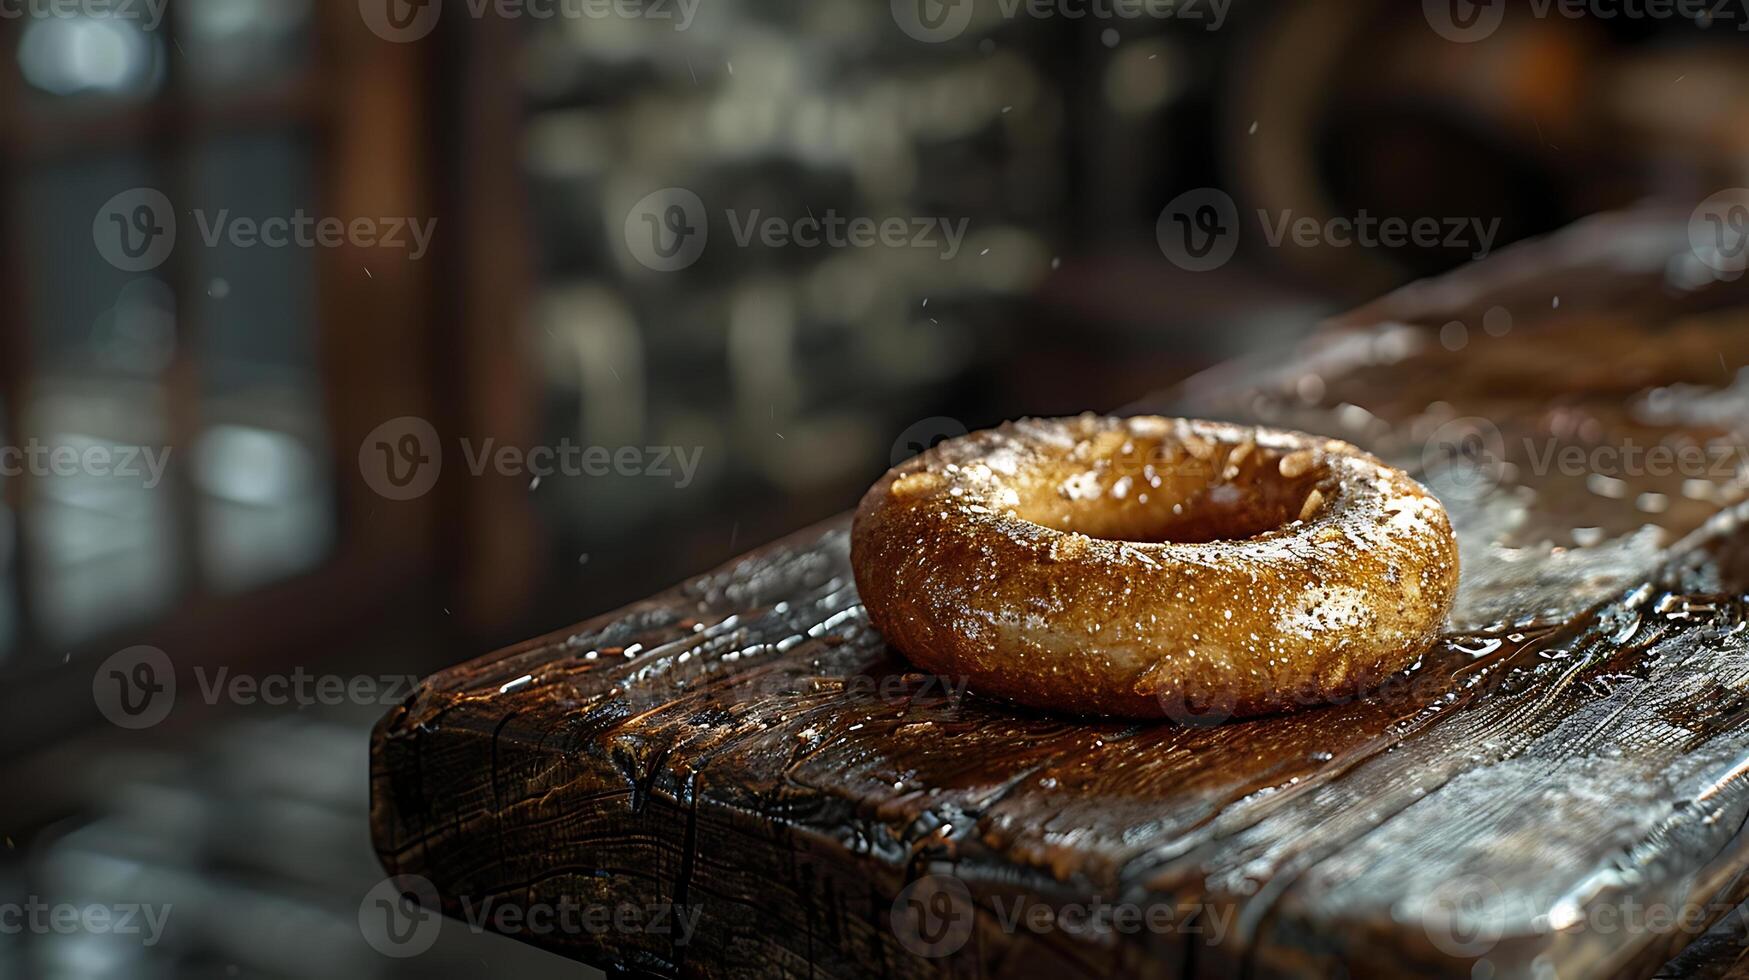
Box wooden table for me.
[371,209,1749,978]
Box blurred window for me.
[189,133,332,595]
[177,0,312,96]
[1,6,334,655]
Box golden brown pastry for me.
[851,415,1459,721]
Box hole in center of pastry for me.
[1014,431,1330,544]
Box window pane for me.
[20,155,180,647]
[177,0,313,98]
[189,133,335,594]
[15,13,166,105]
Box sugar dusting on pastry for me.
[850,414,1460,720]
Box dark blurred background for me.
[0,0,1744,976]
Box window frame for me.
[0,2,447,755]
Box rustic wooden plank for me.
[371,212,1749,978]
[1653,901,1749,979]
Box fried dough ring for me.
[850,415,1459,720]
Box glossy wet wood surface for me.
[371,212,1749,978]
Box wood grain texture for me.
[371,211,1749,978]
